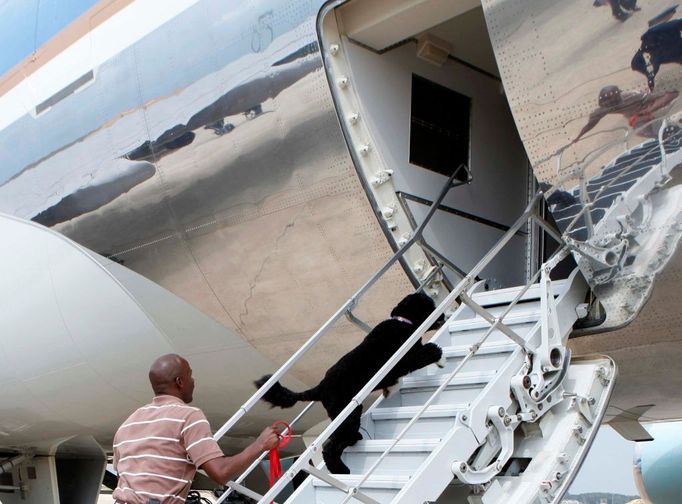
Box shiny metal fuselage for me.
[0,0,411,451]
[2,0,682,458]
[483,0,682,421]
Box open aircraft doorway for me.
[317,0,563,293]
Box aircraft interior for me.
[318,0,567,293]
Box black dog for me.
[254,292,444,474]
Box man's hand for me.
[256,425,281,451]
[201,424,284,485]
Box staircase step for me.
[435,342,519,375]
[342,439,441,476]
[469,280,568,306]
[371,404,464,421]
[449,312,540,333]
[443,341,519,358]
[481,300,541,318]
[415,342,519,377]
[346,438,441,452]
[399,371,495,406]
[446,319,538,347]
[312,474,409,488]
[402,372,496,389]
[310,475,407,503]
[368,405,463,439]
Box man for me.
[593,0,640,22]
[631,17,682,90]
[572,85,678,142]
[112,354,280,504]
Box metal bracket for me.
[345,309,372,333]
[535,264,564,372]
[564,235,628,284]
[515,264,573,412]
[621,194,653,235]
[573,395,596,425]
[596,365,612,386]
[452,406,515,485]
[511,348,569,424]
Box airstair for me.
[210,167,617,504]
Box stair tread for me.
[441,341,519,358]
[345,438,441,452]
[470,280,568,305]
[312,474,409,489]
[448,312,540,332]
[371,404,465,420]
[286,274,600,504]
[401,371,496,388]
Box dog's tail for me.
[254,374,321,408]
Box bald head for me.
[149,354,195,403]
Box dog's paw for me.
[436,357,446,368]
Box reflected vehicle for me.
[204,118,235,135]
[32,159,156,227]
[125,44,321,161]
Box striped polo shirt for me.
[112,395,223,503]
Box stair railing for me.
[553,121,675,243]
[334,246,572,504]
[215,127,680,502]
[213,165,471,503]
[340,139,680,497]
[229,189,569,504]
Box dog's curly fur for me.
[254,292,444,474]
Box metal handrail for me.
[218,120,679,502]
[212,165,468,443]
[335,128,676,498]
[337,248,570,504]
[218,402,315,502]
[251,191,546,504]
[555,119,674,243]
[213,166,469,503]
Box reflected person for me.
[632,18,682,90]
[593,0,640,22]
[572,85,678,143]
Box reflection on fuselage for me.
[0,0,417,450]
[32,159,156,227]
[125,52,322,163]
[485,1,682,329]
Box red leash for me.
[268,421,292,491]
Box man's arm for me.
[574,109,607,143]
[200,426,279,485]
[640,90,679,116]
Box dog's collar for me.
[392,316,413,325]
